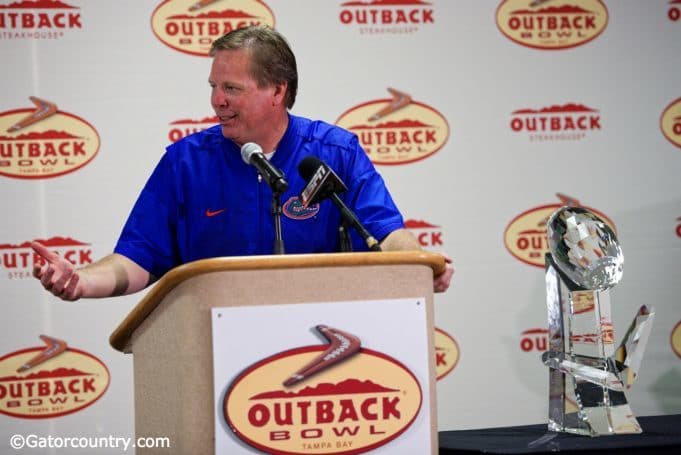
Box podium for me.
[110,251,445,454]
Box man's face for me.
[209,49,281,146]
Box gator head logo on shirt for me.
[151,0,275,57]
[0,97,100,179]
[283,197,319,220]
[496,0,608,50]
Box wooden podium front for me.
[110,251,445,454]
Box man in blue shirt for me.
[31,25,453,300]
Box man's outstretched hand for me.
[31,241,85,301]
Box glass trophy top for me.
[547,206,623,291]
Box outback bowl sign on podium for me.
[212,298,433,454]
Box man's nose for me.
[212,89,227,107]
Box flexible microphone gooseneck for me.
[298,156,381,252]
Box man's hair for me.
[210,25,298,109]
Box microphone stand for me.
[271,191,285,255]
[330,193,381,252]
[338,219,352,252]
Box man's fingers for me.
[32,263,44,279]
[30,241,61,264]
[434,263,454,293]
[51,266,74,295]
[40,266,55,288]
[62,274,80,301]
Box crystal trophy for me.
[543,206,655,436]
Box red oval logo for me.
[660,97,681,149]
[0,97,100,179]
[504,202,616,268]
[496,0,608,50]
[434,328,459,381]
[336,88,449,165]
[0,336,110,419]
[150,0,275,57]
[672,320,681,359]
[224,345,422,454]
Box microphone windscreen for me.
[240,142,262,164]
[298,156,323,181]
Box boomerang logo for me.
[0,336,110,419]
[16,335,67,372]
[369,88,412,121]
[529,0,552,6]
[223,325,422,454]
[336,87,449,165]
[188,0,220,11]
[283,325,361,387]
[6,97,58,132]
[0,97,100,179]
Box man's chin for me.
[220,125,241,144]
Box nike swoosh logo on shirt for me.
[205,208,225,217]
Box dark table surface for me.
[438,414,681,454]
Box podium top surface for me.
[109,250,445,352]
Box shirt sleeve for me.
[113,149,180,278]
[341,135,405,249]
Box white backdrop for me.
[1,0,680,453]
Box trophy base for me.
[549,404,642,436]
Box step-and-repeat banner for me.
[1,0,680,453]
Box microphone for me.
[298,157,347,207]
[298,156,381,251]
[241,142,289,194]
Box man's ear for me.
[272,82,288,106]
